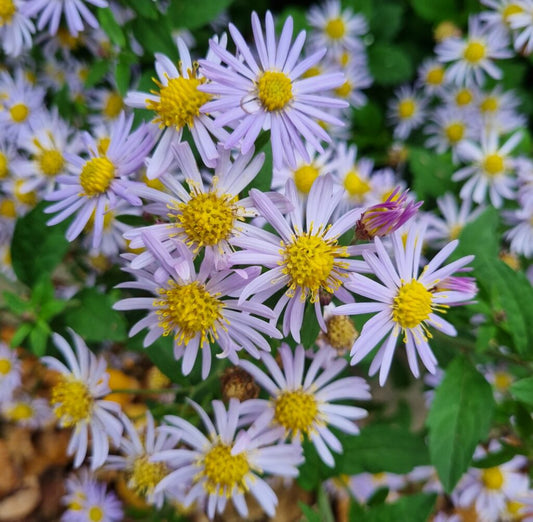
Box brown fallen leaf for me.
[0,475,40,521]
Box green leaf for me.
[10,323,32,348]
[3,291,30,314]
[298,503,322,522]
[300,303,321,348]
[62,288,127,342]
[360,493,437,522]
[411,0,459,22]
[370,3,404,41]
[11,202,70,287]
[85,59,109,88]
[29,320,51,357]
[115,53,133,96]
[427,356,494,492]
[40,299,68,321]
[317,484,335,522]
[167,0,235,30]
[97,7,126,47]
[368,44,413,86]
[408,148,456,201]
[454,207,500,259]
[130,17,178,59]
[31,277,54,306]
[128,0,159,19]
[510,377,533,405]
[275,7,308,34]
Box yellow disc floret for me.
[281,230,348,302]
[80,157,115,196]
[0,152,8,179]
[325,17,346,39]
[325,315,358,351]
[483,153,504,176]
[274,389,319,436]
[463,40,486,63]
[455,88,473,106]
[0,199,16,218]
[88,506,104,522]
[129,455,168,497]
[0,0,16,24]
[294,165,319,194]
[257,71,293,112]
[426,66,445,86]
[103,92,124,119]
[14,180,37,207]
[445,122,465,144]
[38,149,65,177]
[503,3,523,22]
[392,279,433,329]
[10,103,29,123]
[334,81,352,98]
[343,170,371,199]
[0,358,11,374]
[398,99,416,119]
[154,280,225,345]
[6,402,33,421]
[147,73,211,130]
[481,467,504,490]
[480,96,499,113]
[202,443,250,496]
[50,377,94,427]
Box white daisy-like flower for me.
[42,329,124,469]
[480,0,526,32]
[1,392,53,429]
[508,0,533,54]
[0,342,21,401]
[388,85,428,140]
[503,205,533,257]
[0,0,34,57]
[348,472,406,503]
[87,88,126,123]
[199,11,348,170]
[105,411,178,508]
[126,36,229,177]
[0,138,25,187]
[453,128,521,207]
[424,107,473,158]
[25,0,108,36]
[152,399,304,520]
[436,15,512,86]
[239,343,370,467]
[230,174,371,343]
[476,86,525,134]
[417,59,447,94]
[114,233,281,379]
[369,167,406,203]
[332,62,373,108]
[441,84,480,112]
[333,224,475,385]
[516,157,533,203]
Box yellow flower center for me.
[50,377,93,427]
[57,27,81,49]
[506,500,524,516]
[10,103,29,123]
[103,92,123,119]
[463,40,486,63]
[445,122,465,144]
[449,223,462,240]
[325,315,358,351]
[281,230,348,302]
[0,152,8,179]
[480,96,499,113]
[14,180,36,206]
[483,153,504,176]
[0,0,16,25]
[434,21,460,42]
[274,389,318,435]
[503,3,523,22]
[481,467,504,490]
[147,74,211,130]
[0,358,12,375]
[202,443,250,496]
[455,89,473,106]
[0,199,16,218]
[79,157,115,196]
[130,455,168,496]
[84,207,114,232]
[493,371,512,391]
[426,66,445,86]
[334,80,352,98]
[257,71,293,112]
[97,137,110,156]
[175,190,239,249]
[154,280,225,346]
[294,165,319,194]
[38,149,65,177]
[325,17,346,39]
[339,51,350,67]
[88,506,104,522]
[398,99,416,119]
[302,66,321,79]
[7,402,33,421]
[392,279,433,329]
[343,170,371,199]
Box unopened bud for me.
[324,315,358,355]
[221,367,259,402]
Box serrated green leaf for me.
[408,148,455,200]
[510,377,533,405]
[427,356,494,492]
[11,202,70,287]
[167,0,235,30]
[97,7,126,47]
[368,44,413,86]
[359,493,437,522]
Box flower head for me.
[0,342,21,401]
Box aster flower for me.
[417,59,447,94]
[442,84,480,112]
[114,233,281,379]
[476,86,526,134]
[424,107,473,158]
[44,112,155,248]
[436,15,512,86]
[503,205,533,257]
[87,88,126,123]
[25,0,108,37]
[42,329,123,469]
[508,0,533,54]
[0,0,34,57]
[348,472,406,503]
[453,128,521,207]
[333,62,373,108]
[239,343,370,467]
[388,85,428,140]
[480,0,525,32]
[230,174,371,342]
[199,11,348,170]
[1,392,53,429]
[153,399,304,519]
[333,224,475,385]
[0,342,21,401]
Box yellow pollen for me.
[503,3,523,22]
[0,358,12,375]
[0,0,16,25]
[449,223,462,240]
[506,500,524,516]
[97,137,110,156]
[257,70,293,112]
[147,74,211,129]
[302,66,321,78]
[0,199,16,218]
[202,443,250,496]
[493,371,512,391]
[481,467,504,490]
[274,389,318,435]
[483,153,504,176]
[281,230,348,302]
[88,506,104,522]
[9,103,29,123]
[130,455,168,496]
[445,122,465,144]
[343,170,371,199]
[480,96,499,113]
[294,165,319,194]
[175,190,239,249]
[50,377,93,427]
[463,40,486,63]
[14,180,36,206]
[79,157,115,196]
[398,99,416,119]
[334,80,352,98]
[0,152,8,179]
[103,92,123,119]
[57,27,81,49]
[392,279,433,329]
[426,66,445,85]
[7,402,33,421]
[455,89,473,106]
[339,51,351,67]
[325,17,346,39]
[38,149,65,177]
[154,280,225,346]
[325,315,358,351]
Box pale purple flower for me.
[509,0,533,54]
[388,85,429,140]
[503,205,533,257]
[1,392,53,429]
[0,342,21,402]
[0,0,34,57]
